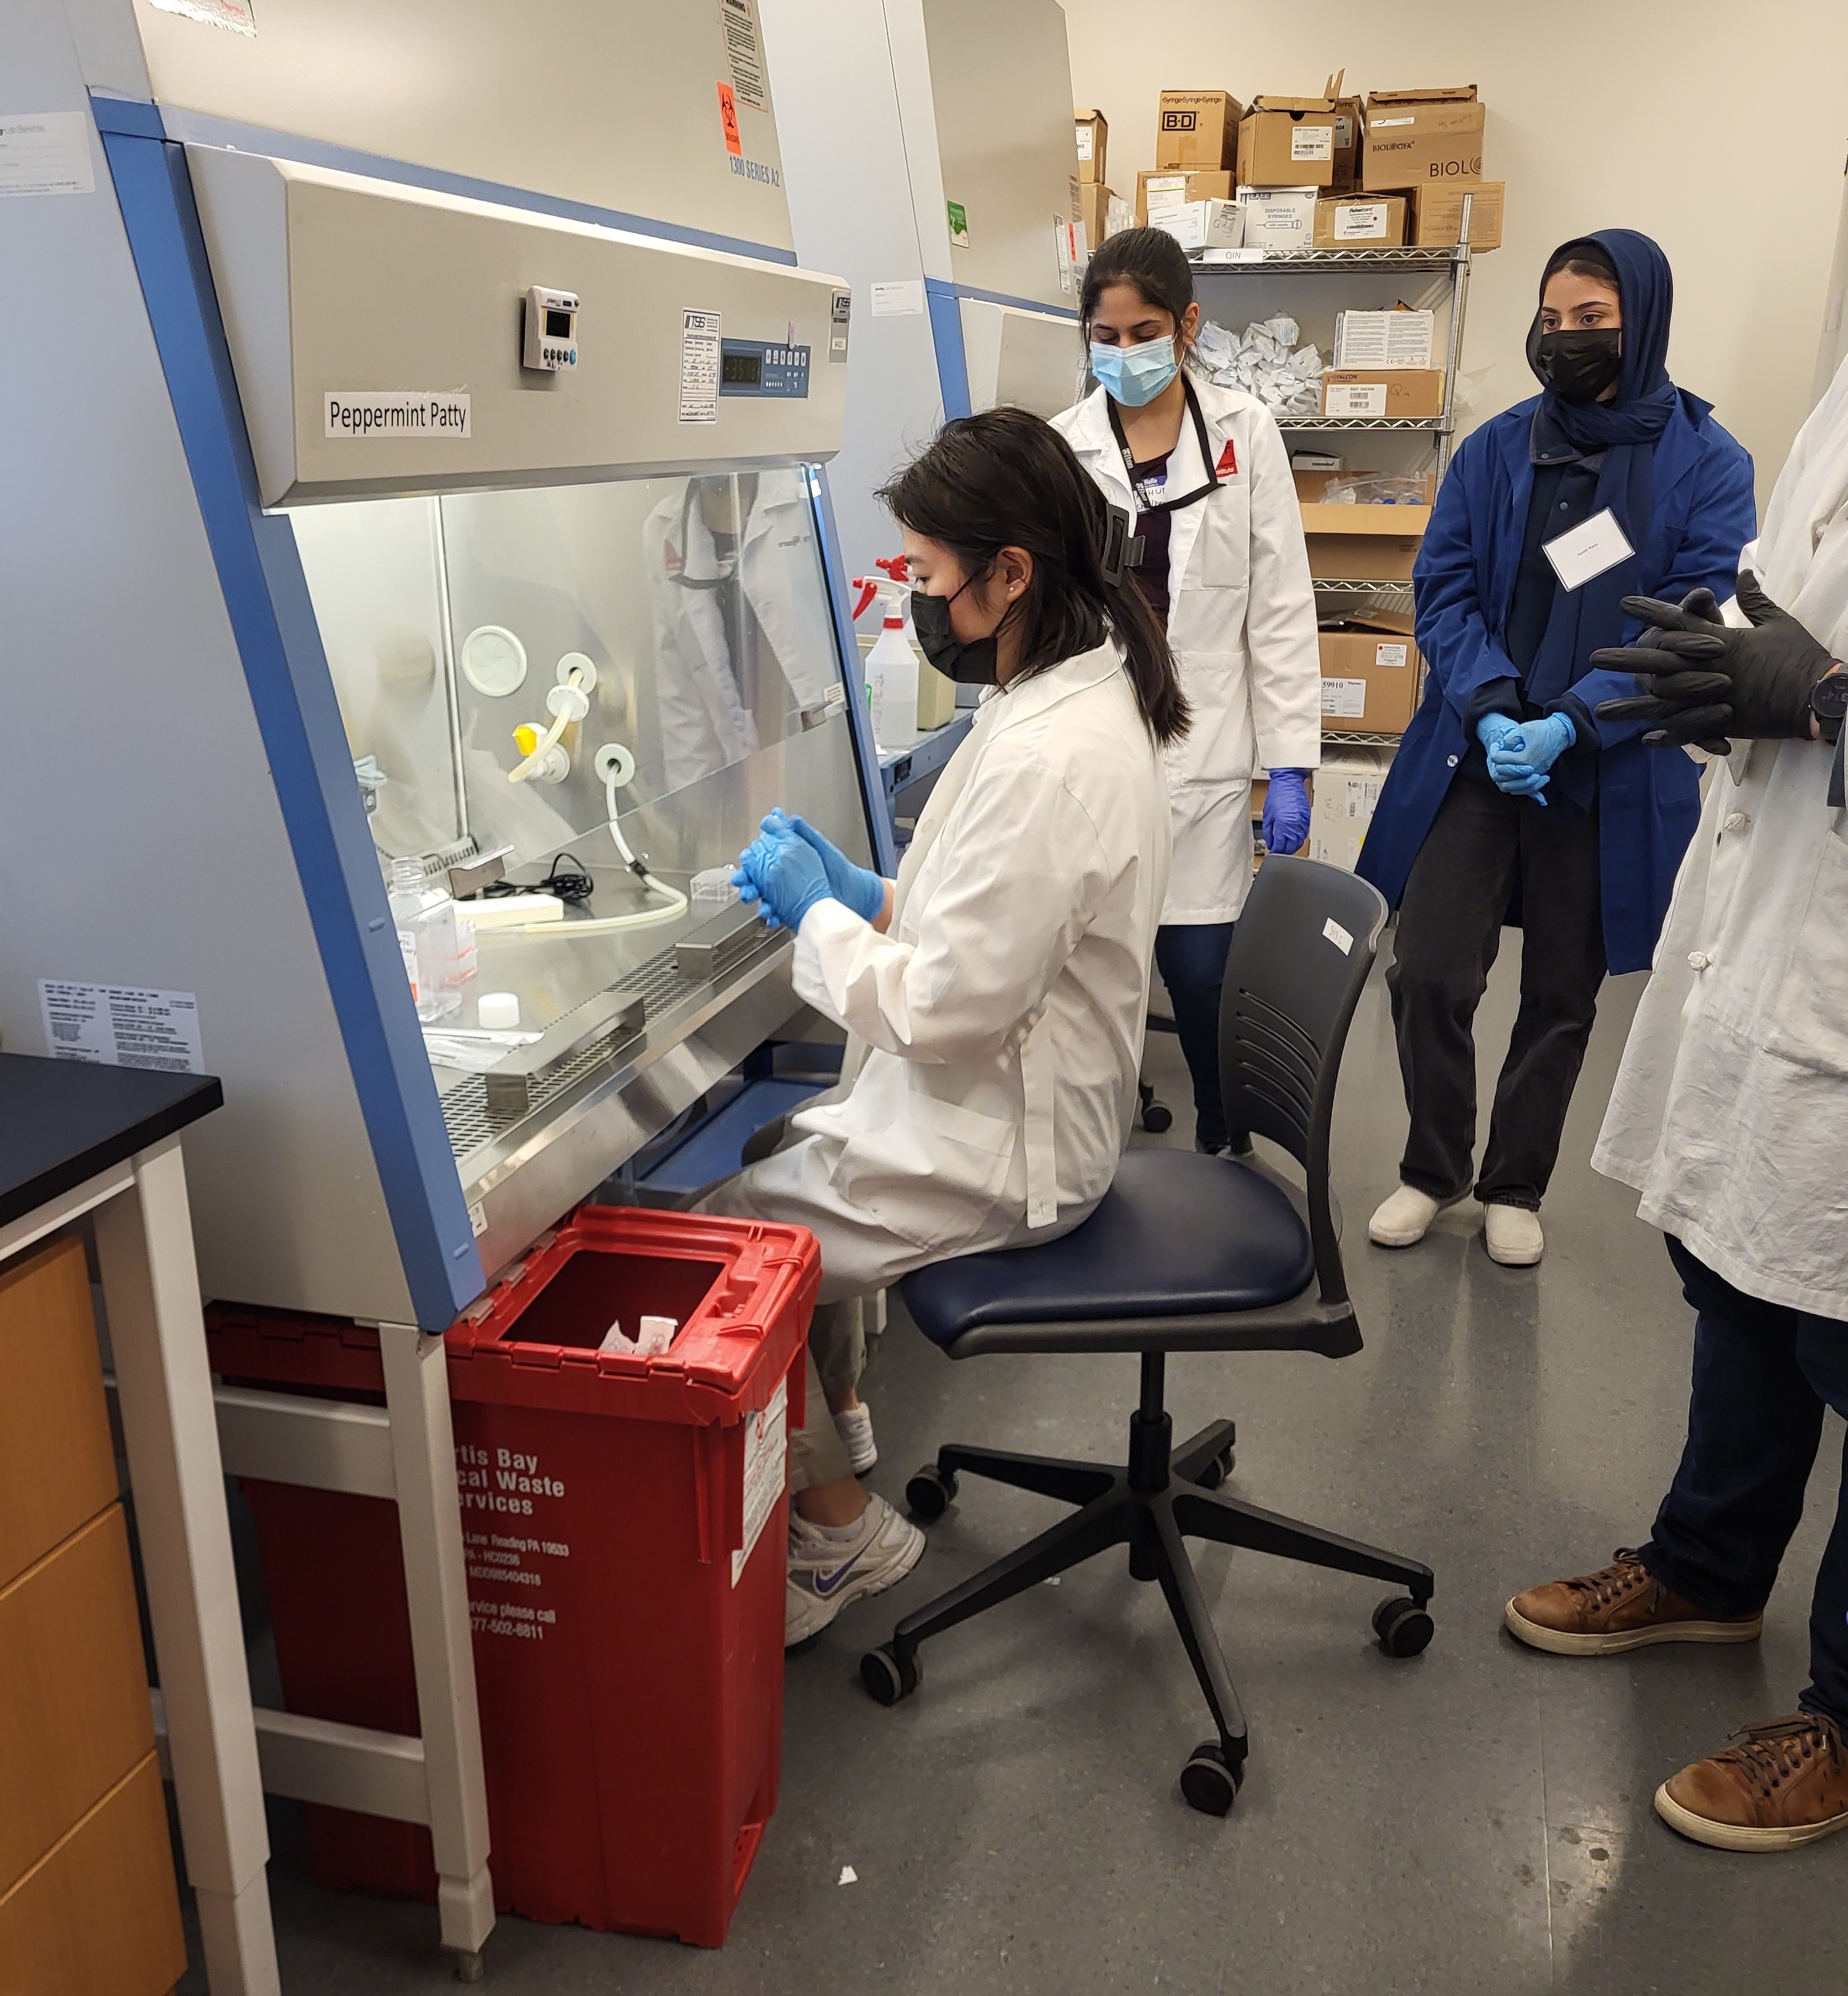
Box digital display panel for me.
[544,308,573,339]
[721,351,764,387]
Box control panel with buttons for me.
[522,285,580,372]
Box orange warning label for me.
[717,81,743,156]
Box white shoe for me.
[1484,1203,1544,1266]
[833,1402,877,1475]
[1368,1183,1469,1248]
[785,1493,923,1647]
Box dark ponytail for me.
[1079,227,1198,344]
[878,406,1189,746]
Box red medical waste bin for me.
[206,1204,818,1948]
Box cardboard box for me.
[1319,622,1422,734]
[1313,193,1407,248]
[1238,97,1339,188]
[1306,747,1392,869]
[1361,85,1485,190]
[1155,90,1242,171]
[1136,168,1233,227]
[1327,77,1366,192]
[1236,185,1318,251]
[1303,507,1426,578]
[0,1753,187,1996]
[1412,180,1504,251]
[0,1237,116,1591]
[1075,108,1108,185]
[0,1506,156,1894]
[1155,198,1242,252]
[1321,368,1446,419]
[1080,182,1112,250]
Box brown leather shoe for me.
[1504,1549,1763,1655]
[1656,1713,1848,1851]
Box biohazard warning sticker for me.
[733,1377,788,1584]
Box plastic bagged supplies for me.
[1319,473,1431,506]
[1193,317,1324,416]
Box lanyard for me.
[1108,375,1222,516]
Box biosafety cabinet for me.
[760,0,1088,585]
[2,0,887,1335]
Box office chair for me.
[862,856,1433,1815]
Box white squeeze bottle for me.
[852,562,920,754]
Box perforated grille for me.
[437,935,779,1165]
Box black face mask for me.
[909,578,1001,686]
[1527,324,1624,404]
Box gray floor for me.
[180,940,1847,1993]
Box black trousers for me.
[1385,777,1605,1209]
[1639,1239,1848,1730]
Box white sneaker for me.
[1368,1183,1469,1248]
[833,1402,877,1475]
[785,1493,923,1647]
[1484,1203,1544,1266]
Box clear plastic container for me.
[388,857,474,1022]
[867,614,920,753]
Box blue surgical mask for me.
[1090,335,1179,408]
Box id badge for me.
[1542,508,1634,592]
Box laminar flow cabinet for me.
[4,0,888,1974]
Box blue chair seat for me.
[903,1148,1315,1351]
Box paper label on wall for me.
[1054,216,1074,293]
[324,392,470,439]
[870,280,925,318]
[718,0,768,110]
[1325,383,1387,418]
[732,1376,788,1584]
[40,981,205,1073]
[678,309,722,422]
[146,0,256,33]
[1374,642,1409,668]
[946,200,970,248]
[1542,508,1635,592]
[0,113,94,197]
[1291,125,1334,161]
[1333,201,1390,241]
[1321,676,1368,719]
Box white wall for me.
[1063,0,1848,506]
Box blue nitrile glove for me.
[1486,712,1576,803]
[1475,710,1525,757]
[731,821,833,932]
[1260,769,1311,854]
[768,809,887,922]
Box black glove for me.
[1591,573,1835,751]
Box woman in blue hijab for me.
[1357,229,1755,1267]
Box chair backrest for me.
[1216,856,1388,1300]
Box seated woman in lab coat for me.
[701,406,1187,1645]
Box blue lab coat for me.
[1357,392,1756,973]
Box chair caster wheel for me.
[1179,1739,1243,1816]
[1373,1595,1434,1657]
[860,1644,920,1706]
[1194,1445,1236,1491]
[1142,1103,1173,1134]
[905,1464,958,1522]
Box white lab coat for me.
[1052,376,1323,923]
[707,643,1172,1300]
[642,471,838,792]
[1593,352,1848,1321]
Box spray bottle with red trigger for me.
[849,554,921,753]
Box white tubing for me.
[506,668,591,784]
[493,769,688,937]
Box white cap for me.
[478,991,521,1029]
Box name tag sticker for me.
[1542,507,1634,592]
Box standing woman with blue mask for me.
[1052,229,1323,1154]
[1357,230,1755,1267]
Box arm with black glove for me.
[1590,574,1844,753]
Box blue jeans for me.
[1638,1237,1848,1729]
[1153,922,1236,1151]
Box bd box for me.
[1155,90,1241,171]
